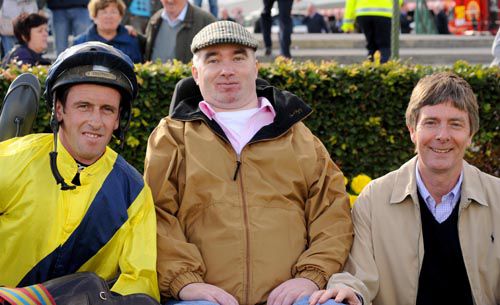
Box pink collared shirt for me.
[199,97,276,155]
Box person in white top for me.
[491,29,500,66]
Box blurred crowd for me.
[0,0,220,67]
[0,0,494,67]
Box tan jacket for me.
[145,86,353,304]
[329,157,500,305]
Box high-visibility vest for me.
[342,0,403,32]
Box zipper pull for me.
[233,160,241,181]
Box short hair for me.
[88,0,126,18]
[55,85,71,108]
[405,72,479,136]
[13,13,48,44]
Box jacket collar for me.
[150,9,163,26]
[181,3,195,29]
[461,160,489,207]
[389,156,419,205]
[170,84,312,141]
[389,156,488,207]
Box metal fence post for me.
[391,0,401,60]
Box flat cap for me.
[191,21,259,53]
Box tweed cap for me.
[191,21,259,53]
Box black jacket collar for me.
[170,85,312,142]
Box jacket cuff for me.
[170,272,204,299]
[327,283,364,305]
[295,269,327,289]
[355,292,364,305]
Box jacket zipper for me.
[233,159,241,181]
[236,153,251,305]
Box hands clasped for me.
[267,278,318,305]
[179,283,239,305]
[308,284,361,305]
[179,279,359,305]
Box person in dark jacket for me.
[143,0,215,63]
[260,0,293,58]
[1,12,50,68]
[303,4,329,33]
[434,4,450,35]
[74,0,142,63]
[43,0,92,54]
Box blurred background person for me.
[400,2,412,33]
[303,3,329,33]
[0,0,40,59]
[122,0,162,34]
[45,0,92,55]
[334,8,344,32]
[261,0,293,58]
[433,2,450,34]
[342,0,400,63]
[219,7,234,22]
[192,0,217,17]
[231,6,244,24]
[74,0,142,63]
[143,0,215,63]
[1,12,50,67]
[325,9,340,33]
[491,29,500,66]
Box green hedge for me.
[1,60,499,179]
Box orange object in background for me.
[451,0,499,34]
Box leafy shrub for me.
[1,60,498,179]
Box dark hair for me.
[13,13,48,44]
[55,85,71,108]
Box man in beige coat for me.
[309,72,500,305]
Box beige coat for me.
[329,157,500,305]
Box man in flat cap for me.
[144,21,353,305]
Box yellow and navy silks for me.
[342,0,403,32]
[0,134,160,301]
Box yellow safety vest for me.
[342,0,403,32]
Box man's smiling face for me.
[192,44,259,112]
[408,102,472,177]
[56,83,120,164]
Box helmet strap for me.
[118,129,125,149]
[49,99,76,191]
